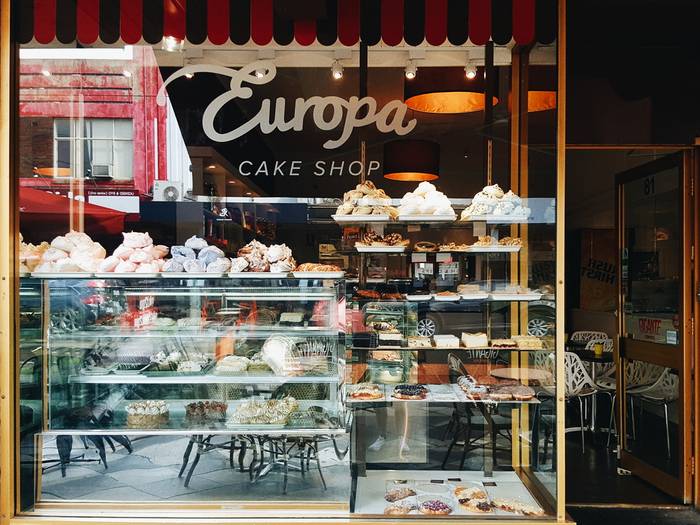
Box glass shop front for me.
[9,0,562,521]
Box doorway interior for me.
[564,147,694,507]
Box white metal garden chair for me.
[570,330,609,344]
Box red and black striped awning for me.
[14,0,556,47]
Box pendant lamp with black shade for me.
[404,67,498,114]
[383,139,440,182]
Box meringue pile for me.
[461,184,531,219]
[398,181,456,217]
[230,240,296,273]
[19,233,49,272]
[163,235,231,273]
[335,181,399,219]
[32,231,107,273]
[97,231,169,273]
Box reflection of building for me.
[18,46,191,211]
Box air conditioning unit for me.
[153,180,184,202]
[90,164,112,178]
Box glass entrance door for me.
[617,152,692,501]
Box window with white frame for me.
[54,118,133,180]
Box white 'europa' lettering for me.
[156,61,417,150]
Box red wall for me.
[19,46,167,194]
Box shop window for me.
[54,118,133,180]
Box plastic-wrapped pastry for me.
[64,230,93,246]
[184,236,208,251]
[247,254,270,272]
[260,336,296,375]
[206,257,231,273]
[50,236,75,253]
[183,259,206,273]
[270,260,294,273]
[267,244,291,263]
[54,258,81,272]
[70,241,106,260]
[98,256,120,273]
[171,246,196,260]
[492,202,515,215]
[129,250,153,264]
[135,263,158,273]
[122,231,153,249]
[198,245,225,265]
[43,247,69,262]
[34,261,55,273]
[237,239,267,257]
[162,259,184,273]
[482,183,505,198]
[71,254,100,272]
[114,260,137,273]
[230,257,249,273]
[150,245,169,259]
[113,245,134,260]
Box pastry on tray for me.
[384,503,416,515]
[414,241,437,252]
[335,181,398,218]
[398,181,456,217]
[227,396,298,426]
[439,242,469,251]
[407,336,432,348]
[185,401,228,422]
[384,487,416,502]
[491,338,517,348]
[499,236,522,246]
[350,383,384,400]
[461,332,489,348]
[355,232,409,248]
[126,400,169,428]
[458,498,493,513]
[293,262,342,272]
[454,485,488,500]
[512,335,544,349]
[392,384,428,400]
[461,184,531,219]
[418,499,452,515]
[491,498,544,516]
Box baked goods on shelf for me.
[335,181,398,219]
[438,242,469,251]
[454,485,488,500]
[213,355,250,375]
[488,384,535,401]
[185,401,228,422]
[414,241,437,252]
[461,184,531,220]
[355,232,409,247]
[458,498,493,513]
[418,499,453,515]
[461,332,489,348]
[19,233,49,272]
[433,334,460,348]
[398,182,456,217]
[355,289,381,300]
[499,236,522,246]
[407,336,432,348]
[512,335,544,349]
[457,375,489,399]
[384,503,416,515]
[491,339,517,348]
[392,384,428,400]
[293,262,342,272]
[229,240,297,273]
[350,383,384,400]
[385,487,417,502]
[457,284,484,296]
[227,396,299,426]
[126,400,169,428]
[378,332,403,347]
[33,230,107,273]
[472,236,494,246]
[491,498,545,516]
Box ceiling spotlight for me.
[254,68,265,79]
[162,35,184,52]
[405,60,417,80]
[207,164,216,169]
[41,69,51,77]
[464,62,478,80]
[184,71,194,79]
[122,69,132,78]
[331,60,343,80]
[245,191,253,196]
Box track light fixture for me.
[464,61,478,80]
[331,60,343,80]
[405,60,417,80]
